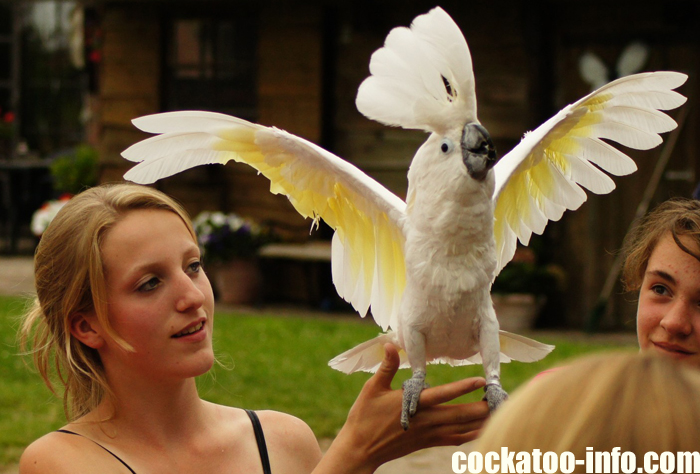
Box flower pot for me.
[210,258,262,305]
[492,293,545,332]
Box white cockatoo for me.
[121,7,687,429]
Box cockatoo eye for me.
[440,138,455,154]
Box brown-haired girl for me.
[622,197,700,369]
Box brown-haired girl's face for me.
[97,208,216,381]
[637,231,700,369]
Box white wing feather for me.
[123,111,407,331]
[493,71,687,273]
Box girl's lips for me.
[652,341,695,356]
[172,319,207,340]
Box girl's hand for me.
[316,344,489,474]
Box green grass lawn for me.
[0,294,636,466]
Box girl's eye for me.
[651,284,669,297]
[188,261,202,273]
[139,277,161,292]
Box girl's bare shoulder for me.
[255,410,323,474]
[19,430,128,474]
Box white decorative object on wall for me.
[579,41,650,90]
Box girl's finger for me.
[366,344,401,391]
[412,402,490,430]
[419,376,487,406]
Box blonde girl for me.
[19,183,488,474]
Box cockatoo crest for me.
[355,7,477,134]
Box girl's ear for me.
[69,312,105,349]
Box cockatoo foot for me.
[483,382,508,411]
[401,371,429,430]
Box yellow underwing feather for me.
[123,111,407,331]
[493,71,687,274]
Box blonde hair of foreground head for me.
[20,183,196,421]
[476,352,700,455]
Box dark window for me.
[0,2,15,157]
[18,1,86,156]
[164,12,257,120]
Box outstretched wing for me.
[493,71,687,273]
[122,111,407,330]
[355,6,477,134]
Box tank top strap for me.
[244,409,272,474]
[55,429,137,474]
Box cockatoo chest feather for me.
[401,136,497,355]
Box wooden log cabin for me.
[35,0,700,327]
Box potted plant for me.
[31,145,99,239]
[491,246,561,331]
[48,144,99,195]
[192,211,275,305]
[30,193,73,238]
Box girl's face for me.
[96,208,215,381]
[637,231,700,369]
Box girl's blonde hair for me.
[622,197,700,292]
[20,183,195,421]
[477,352,700,457]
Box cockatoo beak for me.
[462,123,497,181]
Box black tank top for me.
[56,409,272,473]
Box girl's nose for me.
[660,300,694,337]
[176,272,206,313]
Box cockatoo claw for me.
[401,371,429,430]
[483,383,508,411]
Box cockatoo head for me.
[461,122,497,181]
[409,121,498,199]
